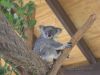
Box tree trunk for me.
[0,12,48,75]
[24,10,36,50]
[24,27,36,50]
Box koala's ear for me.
[57,28,62,33]
[39,25,45,33]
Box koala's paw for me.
[65,42,72,48]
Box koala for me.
[33,26,72,64]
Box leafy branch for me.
[0,0,36,38]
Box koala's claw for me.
[66,42,72,48]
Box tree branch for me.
[0,12,48,75]
[48,14,96,75]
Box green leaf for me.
[18,0,23,6]
[0,0,36,39]
[12,2,19,8]
[23,1,35,16]
[0,63,8,75]
[28,19,36,28]
[5,13,14,24]
[17,7,25,15]
[0,0,13,8]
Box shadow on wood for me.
[59,62,100,75]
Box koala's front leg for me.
[55,42,72,58]
[65,42,72,48]
[55,42,72,50]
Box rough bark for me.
[24,27,36,50]
[0,12,48,75]
[24,11,36,50]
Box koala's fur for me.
[33,26,71,64]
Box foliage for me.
[0,58,20,75]
[0,64,8,75]
[0,56,37,75]
[0,0,36,38]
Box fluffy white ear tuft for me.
[57,28,62,34]
[39,25,44,32]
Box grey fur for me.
[33,26,72,64]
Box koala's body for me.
[33,26,71,64]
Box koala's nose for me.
[48,34,51,37]
[47,31,52,37]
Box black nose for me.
[47,31,52,37]
[48,34,51,37]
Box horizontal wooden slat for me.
[60,62,100,75]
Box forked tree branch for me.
[48,14,96,75]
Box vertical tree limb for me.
[0,12,48,75]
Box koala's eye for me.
[51,30,56,34]
[52,29,57,34]
[50,30,53,33]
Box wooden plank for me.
[59,62,100,75]
[46,0,97,64]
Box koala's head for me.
[40,26,62,39]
